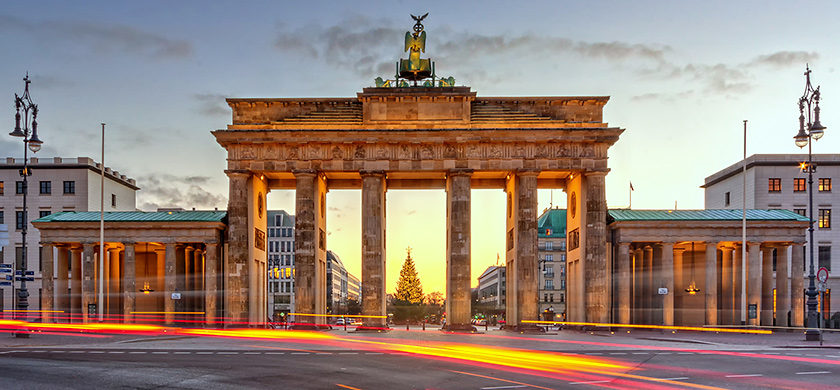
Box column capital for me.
[292,168,318,177]
[514,169,540,177]
[121,241,136,247]
[359,170,386,177]
[224,169,251,178]
[447,168,474,177]
[583,170,609,178]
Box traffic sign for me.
[0,281,11,286]
[5,275,12,280]
[0,269,10,273]
[14,270,21,275]
[0,263,11,268]
[24,271,34,276]
[14,277,34,282]
[817,267,829,284]
[818,282,827,293]
[658,288,669,295]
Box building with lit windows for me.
[703,154,838,322]
[537,207,566,321]
[477,265,505,311]
[0,157,137,315]
[267,210,295,320]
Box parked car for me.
[335,318,346,325]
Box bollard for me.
[422,321,426,331]
[406,322,410,331]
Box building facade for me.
[537,207,566,321]
[608,209,808,327]
[267,210,295,320]
[0,157,138,315]
[704,154,838,321]
[477,265,505,311]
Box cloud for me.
[136,173,226,211]
[747,51,819,68]
[0,14,192,59]
[194,94,229,117]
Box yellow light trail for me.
[130,311,205,315]
[288,313,387,319]
[3,310,65,313]
[522,320,772,334]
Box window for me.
[63,181,75,194]
[39,210,50,218]
[16,181,24,195]
[794,178,806,192]
[549,293,554,302]
[546,241,553,251]
[269,228,275,238]
[544,294,548,302]
[111,194,116,207]
[819,209,831,228]
[560,279,566,289]
[819,246,831,271]
[0,211,3,224]
[39,181,51,195]
[559,241,566,251]
[15,246,24,270]
[725,192,731,206]
[0,181,4,195]
[768,178,781,192]
[15,211,24,230]
[544,280,554,290]
[794,209,806,217]
[545,254,553,262]
[544,265,554,278]
[820,178,832,192]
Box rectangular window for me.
[819,246,831,271]
[63,181,75,194]
[820,178,832,192]
[545,254,553,262]
[560,279,566,289]
[544,280,554,290]
[269,228,275,238]
[15,246,24,270]
[39,181,51,195]
[725,191,731,206]
[794,178,806,192]
[768,178,781,192]
[39,210,50,218]
[16,181,24,195]
[559,241,566,251]
[0,211,3,224]
[819,209,831,228]
[546,241,553,251]
[0,181,4,195]
[111,194,116,207]
[15,211,24,230]
[794,209,806,216]
[544,265,554,278]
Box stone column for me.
[633,247,643,324]
[445,169,472,330]
[122,243,136,323]
[705,242,718,326]
[643,245,653,324]
[747,242,761,326]
[673,247,685,326]
[617,242,631,325]
[40,243,55,323]
[184,246,195,314]
[510,170,539,327]
[733,245,744,325]
[661,243,675,326]
[583,172,608,323]
[776,245,790,327]
[156,249,165,317]
[721,246,733,325]
[71,247,82,322]
[109,247,121,317]
[360,170,386,328]
[56,246,70,322]
[82,243,96,322]
[791,243,805,327]
[194,248,204,313]
[761,246,774,326]
[164,243,177,325]
[205,243,219,326]
[226,170,251,326]
[175,245,186,317]
[294,169,328,327]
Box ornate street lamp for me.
[793,66,826,341]
[10,74,44,337]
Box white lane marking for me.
[68,351,86,354]
[339,352,359,355]
[609,352,627,355]
[243,352,261,355]
[480,386,528,389]
[632,352,649,355]
[196,352,213,354]
[128,351,147,354]
[173,352,190,355]
[365,352,383,355]
[107,351,125,354]
[726,374,763,378]
[677,352,693,355]
[265,352,284,355]
[32,350,47,353]
[796,371,830,375]
[650,377,689,381]
[151,352,169,354]
[827,355,840,358]
[49,351,65,353]
[89,351,105,354]
[658,352,672,355]
[587,353,603,355]
[570,380,611,385]
[217,352,238,355]
[290,352,309,355]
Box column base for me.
[504,323,546,333]
[805,329,822,341]
[442,323,477,333]
[354,325,391,333]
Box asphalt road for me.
[1,343,838,389]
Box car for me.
[350,319,362,326]
[335,318,346,325]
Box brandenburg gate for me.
[212,16,624,329]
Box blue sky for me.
[3,1,838,293]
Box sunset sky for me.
[3,1,839,294]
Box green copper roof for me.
[33,210,227,223]
[608,209,809,222]
[537,208,566,238]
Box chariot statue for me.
[399,13,432,81]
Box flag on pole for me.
[630,181,634,191]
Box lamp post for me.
[10,73,44,337]
[793,66,826,341]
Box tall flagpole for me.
[741,120,747,324]
[98,123,105,322]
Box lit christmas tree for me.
[394,247,424,304]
